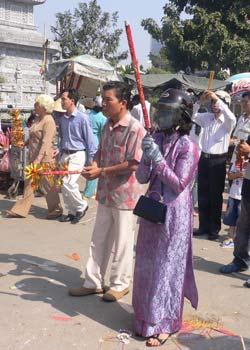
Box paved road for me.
[0,190,250,350]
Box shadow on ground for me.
[194,254,249,282]
[176,333,250,350]
[0,253,133,332]
[0,198,49,218]
[1,253,250,349]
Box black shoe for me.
[208,233,219,241]
[244,279,250,288]
[193,229,207,236]
[60,214,75,222]
[220,262,248,274]
[71,206,88,224]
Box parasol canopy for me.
[226,73,250,96]
[46,54,121,97]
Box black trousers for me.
[233,195,250,268]
[197,153,227,234]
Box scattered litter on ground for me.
[117,329,132,344]
[212,328,238,337]
[176,317,249,350]
[65,253,81,261]
[99,330,132,348]
[9,283,25,290]
[240,336,246,350]
[50,315,72,321]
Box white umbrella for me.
[227,73,250,96]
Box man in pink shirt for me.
[69,81,146,301]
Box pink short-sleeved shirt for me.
[95,112,146,209]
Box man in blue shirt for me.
[57,88,97,224]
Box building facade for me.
[0,0,61,110]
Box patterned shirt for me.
[95,113,146,209]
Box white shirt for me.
[231,114,250,163]
[189,124,203,156]
[229,163,246,200]
[233,114,250,140]
[131,101,151,128]
[77,103,86,113]
[192,100,236,154]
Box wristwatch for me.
[101,167,106,176]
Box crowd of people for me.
[2,81,250,347]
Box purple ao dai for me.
[132,131,199,336]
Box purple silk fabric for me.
[132,131,199,336]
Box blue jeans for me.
[83,179,97,198]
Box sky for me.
[34,0,167,68]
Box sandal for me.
[5,210,25,218]
[146,334,171,347]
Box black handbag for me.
[133,136,179,224]
[133,194,167,224]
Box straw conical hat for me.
[54,98,66,113]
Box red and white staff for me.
[125,21,151,130]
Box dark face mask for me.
[154,104,180,131]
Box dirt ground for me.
[0,182,250,350]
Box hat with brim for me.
[54,98,66,113]
[82,97,95,109]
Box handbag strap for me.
[147,135,180,195]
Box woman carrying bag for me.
[6,94,62,219]
[132,89,199,347]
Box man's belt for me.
[62,149,85,154]
[201,152,227,159]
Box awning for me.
[125,73,229,92]
[46,54,121,97]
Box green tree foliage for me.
[117,64,134,79]
[142,1,250,74]
[51,0,127,62]
[147,66,169,74]
[118,64,146,79]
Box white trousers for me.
[60,151,87,215]
[84,204,135,291]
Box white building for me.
[0,0,61,110]
[150,38,163,56]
